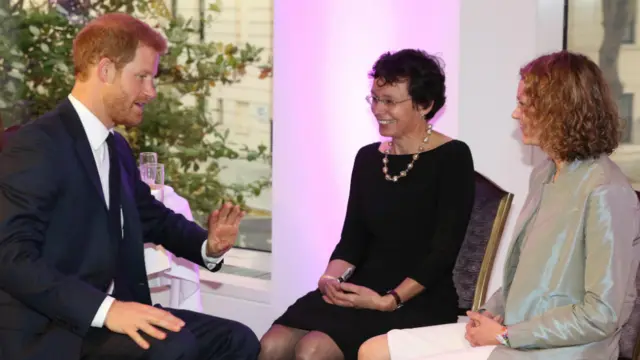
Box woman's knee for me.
[259,325,307,360]
[295,331,343,360]
[358,334,390,360]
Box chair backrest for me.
[4,125,22,133]
[0,115,4,152]
[618,190,640,360]
[0,125,22,152]
[452,172,514,312]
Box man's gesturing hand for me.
[206,202,245,257]
[104,300,185,349]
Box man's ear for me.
[96,57,116,84]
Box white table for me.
[144,186,203,312]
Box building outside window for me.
[565,0,640,188]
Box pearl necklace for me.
[382,124,433,182]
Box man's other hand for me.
[104,301,185,349]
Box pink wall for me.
[271,0,461,314]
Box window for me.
[215,98,224,124]
[623,18,636,44]
[198,0,205,41]
[234,100,250,136]
[620,93,634,143]
[173,1,273,253]
[566,0,640,189]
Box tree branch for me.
[10,0,25,12]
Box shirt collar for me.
[67,94,112,150]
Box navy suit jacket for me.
[0,99,221,360]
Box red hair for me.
[519,51,620,161]
[72,12,167,80]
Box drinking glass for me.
[139,152,158,188]
[139,152,158,167]
[140,163,165,202]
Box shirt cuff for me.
[91,295,115,328]
[201,240,224,270]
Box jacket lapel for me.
[119,150,134,242]
[114,134,142,245]
[58,99,107,209]
[501,157,597,296]
[502,160,554,295]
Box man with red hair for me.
[0,12,259,360]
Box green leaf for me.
[208,1,221,13]
[10,61,25,70]
[28,25,40,37]
[2,0,273,224]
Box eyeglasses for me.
[365,95,411,107]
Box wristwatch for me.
[495,326,511,347]
[386,289,404,310]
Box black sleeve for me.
[0,126,107,336]
[117,134,221,272]
[330,147,371,265]
[408,142,475,288]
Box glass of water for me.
[139,152,157,167]
[140,163,165,203]
[139,152,157,187]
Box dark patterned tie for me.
[105,133,151,304]
[106,133,130,300]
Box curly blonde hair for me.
[519,51,620,161]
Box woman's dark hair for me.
[368,49,446,120]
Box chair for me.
[618,191,640,360]
[452,172,514,313]
[0,125,22,152]
[4,125,22,134]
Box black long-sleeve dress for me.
[273,140,476,359]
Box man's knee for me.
[224,320,260,357]
[148,327,198,360]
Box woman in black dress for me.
[259,49,476,360]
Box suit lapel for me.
[114,135,142,245]
[76,142,106,207]
[502,160,554,295]
[120,153,134,242]
[114,137,152,304]
[58,99,107,208]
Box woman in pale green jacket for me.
[358,51,640,360]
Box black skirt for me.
[273,288,458,360]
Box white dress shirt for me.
[68,95,223,328]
